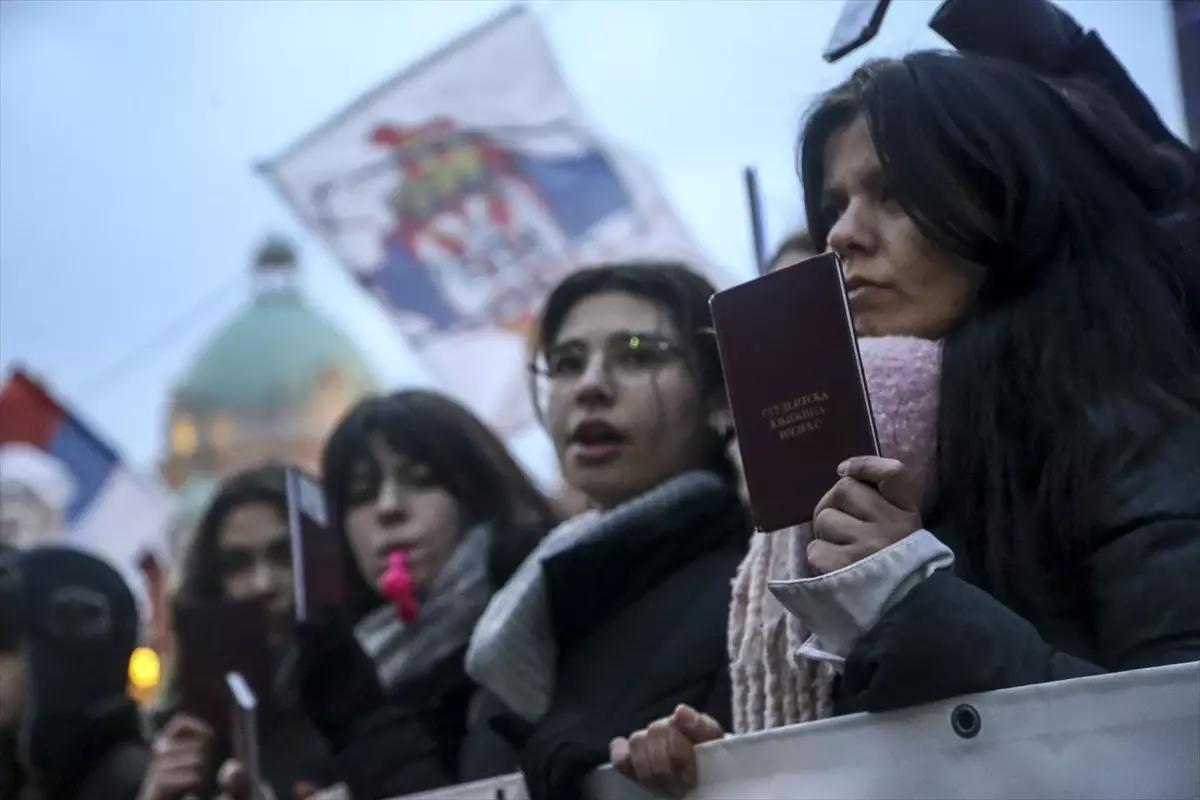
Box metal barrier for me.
[394,662,1200,800]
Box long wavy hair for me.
[322,390,558,623]
[799,52,1200,606]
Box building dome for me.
[159,238,379,488]
[177,289,376,411]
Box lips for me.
[844,276,889,308]
[568,419,628,467]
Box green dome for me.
[177,289,378,410]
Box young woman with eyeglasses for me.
[463,262,751,800]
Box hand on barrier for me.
[608,704,724,798]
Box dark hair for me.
[175,462,291,603]
[532,261,738,487]
[768,230,816,270]
[322,390,558,622]
[799,52,1200,605]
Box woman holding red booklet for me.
[142,463,329,800]
[615,50,1200,796]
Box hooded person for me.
[0,546,149,800]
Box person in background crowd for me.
[140,463,325,800]
[295,389,557,799]
[611,336,942,796]
[0,547,150,800]
[0,444,75,553]
[464,263,751,800]
[614,49,1200,796]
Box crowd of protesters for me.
[2,0,1197,798]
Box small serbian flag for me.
[0,367,174,603]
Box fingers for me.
[839,457,920,510]
[609,737,635,778]
[672,704,724,743]
[813,478,890,534]
[812,506,868,547]
[807,538,859,576]
[162,713,213,743]
[617,716,701,798]
[217,759,245,795]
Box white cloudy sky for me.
[0,0,1187,484]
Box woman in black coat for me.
[464,263,751,800]
[616,50,1200,796]
[295,389,558,798]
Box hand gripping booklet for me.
[710,252,878,532]
[286,468,344,625]
[226,671,265,800]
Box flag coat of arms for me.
[0,368,174,604]
[260,6,724,435]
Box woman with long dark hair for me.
[296,389,557,798]
[142,463,327,800]
[615,50,1200,795]
[464,262,751,800]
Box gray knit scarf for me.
[465,471,725,722]
[355,524,493,692]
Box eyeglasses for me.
[531,332,682,389]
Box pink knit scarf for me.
[728,336,942,733]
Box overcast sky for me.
[0,0,1187,484]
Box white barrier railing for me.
[395,661,1200,800]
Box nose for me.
[373,478,409,527]
[571,351,615,409]
[251,558,277,597]
[826,198,875,261]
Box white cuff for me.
[767,529,954,671]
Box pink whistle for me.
[379,551,419,623]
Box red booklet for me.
[175,597,273,737]
[710,252,878,531]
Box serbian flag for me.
[0,367,174,604]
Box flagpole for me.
[743,167,768,274]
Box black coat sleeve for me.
[325,703,462,800]
[837,510,1200,714]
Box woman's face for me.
[343,438,463,599]
[545,290,712,509]
[216,502,293,650]
[822,116,979,339]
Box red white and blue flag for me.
[260,6,725,436]
[0,368,174,603]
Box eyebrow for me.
[550,330,672,349]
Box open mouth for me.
[569,420,627,465]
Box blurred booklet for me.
[710,252,878,531]
[286,468,344,624]
[174,597,274,738]
[226,672,265,800]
